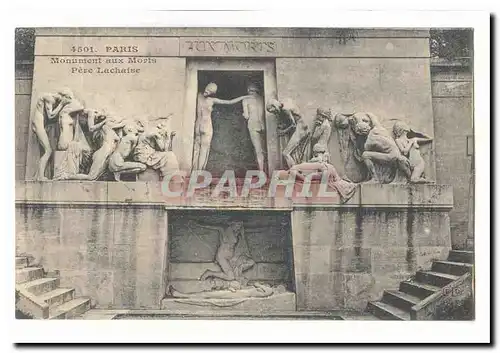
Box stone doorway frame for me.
[181,59,280,174]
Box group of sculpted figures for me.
[192,82,266,172]
[31,85,433,191]
[31,89,179,181]
[265,98,433,186]
[190,81,433,204]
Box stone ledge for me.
[35,28,430,38]
[15,181,454,209]
[359,184,453,209]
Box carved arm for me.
[212,95,251,105]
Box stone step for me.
[448,250,474,264]
[399,280,441,299]
[19,277,59,296]
[415,271,459,287]
[16,267,44,284]
[367,301,410,320]
[49,297,91,320]
[16,257,29,269]
[431,260,473,276]
[37,288,75,307]
[382,290,421,311]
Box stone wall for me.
[431,59,473,249]
[16,190,169,309]
[291,184,453,311]
[16,182,453,311]
[15,62,33,180]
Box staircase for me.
[367,250,474,320]
[15,255,91,319]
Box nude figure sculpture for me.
[30,89,73,180]
[57,96,85,151]
[266,98,309,169]
[276,144,357,203]
[187,219,255,284]
[192,82,250,171]
[64,110,126,180]
[242,83,266,171]
[133,119,179,180]
[334,112,413,184]
[392,121,433,184]
[108,122,147,181]
[167,282,278,301]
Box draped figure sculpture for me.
[60,110,126,180]
[266,98,310,168]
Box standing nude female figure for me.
[31,89,73,180]
[191,82,250,171]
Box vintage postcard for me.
[10,11,489,343]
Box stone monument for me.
[16,28,457,319]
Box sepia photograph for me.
[7,8,491,345]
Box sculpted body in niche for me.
[242,83,266,171]
[192,82,250,171]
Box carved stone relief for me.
[333,112,434,184]
[29,89,180,181]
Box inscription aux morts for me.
[183,38,277,56]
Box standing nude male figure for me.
[242,83,266,171]
[31,89,73,180]
[192,82,249,171]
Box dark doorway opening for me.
[197,70,265,178]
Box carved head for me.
[247,83,260,95]
[57,88,74,102]
[123,122,140,136]
[229,220,244,233]
[315,108,332,124]
[156,121,171,137]
[266,98,282,114]
[392,121,410,138]
[350,112,381,136]
[203,82,218,97]
[334,113,351,129]
[312,143,329,162]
